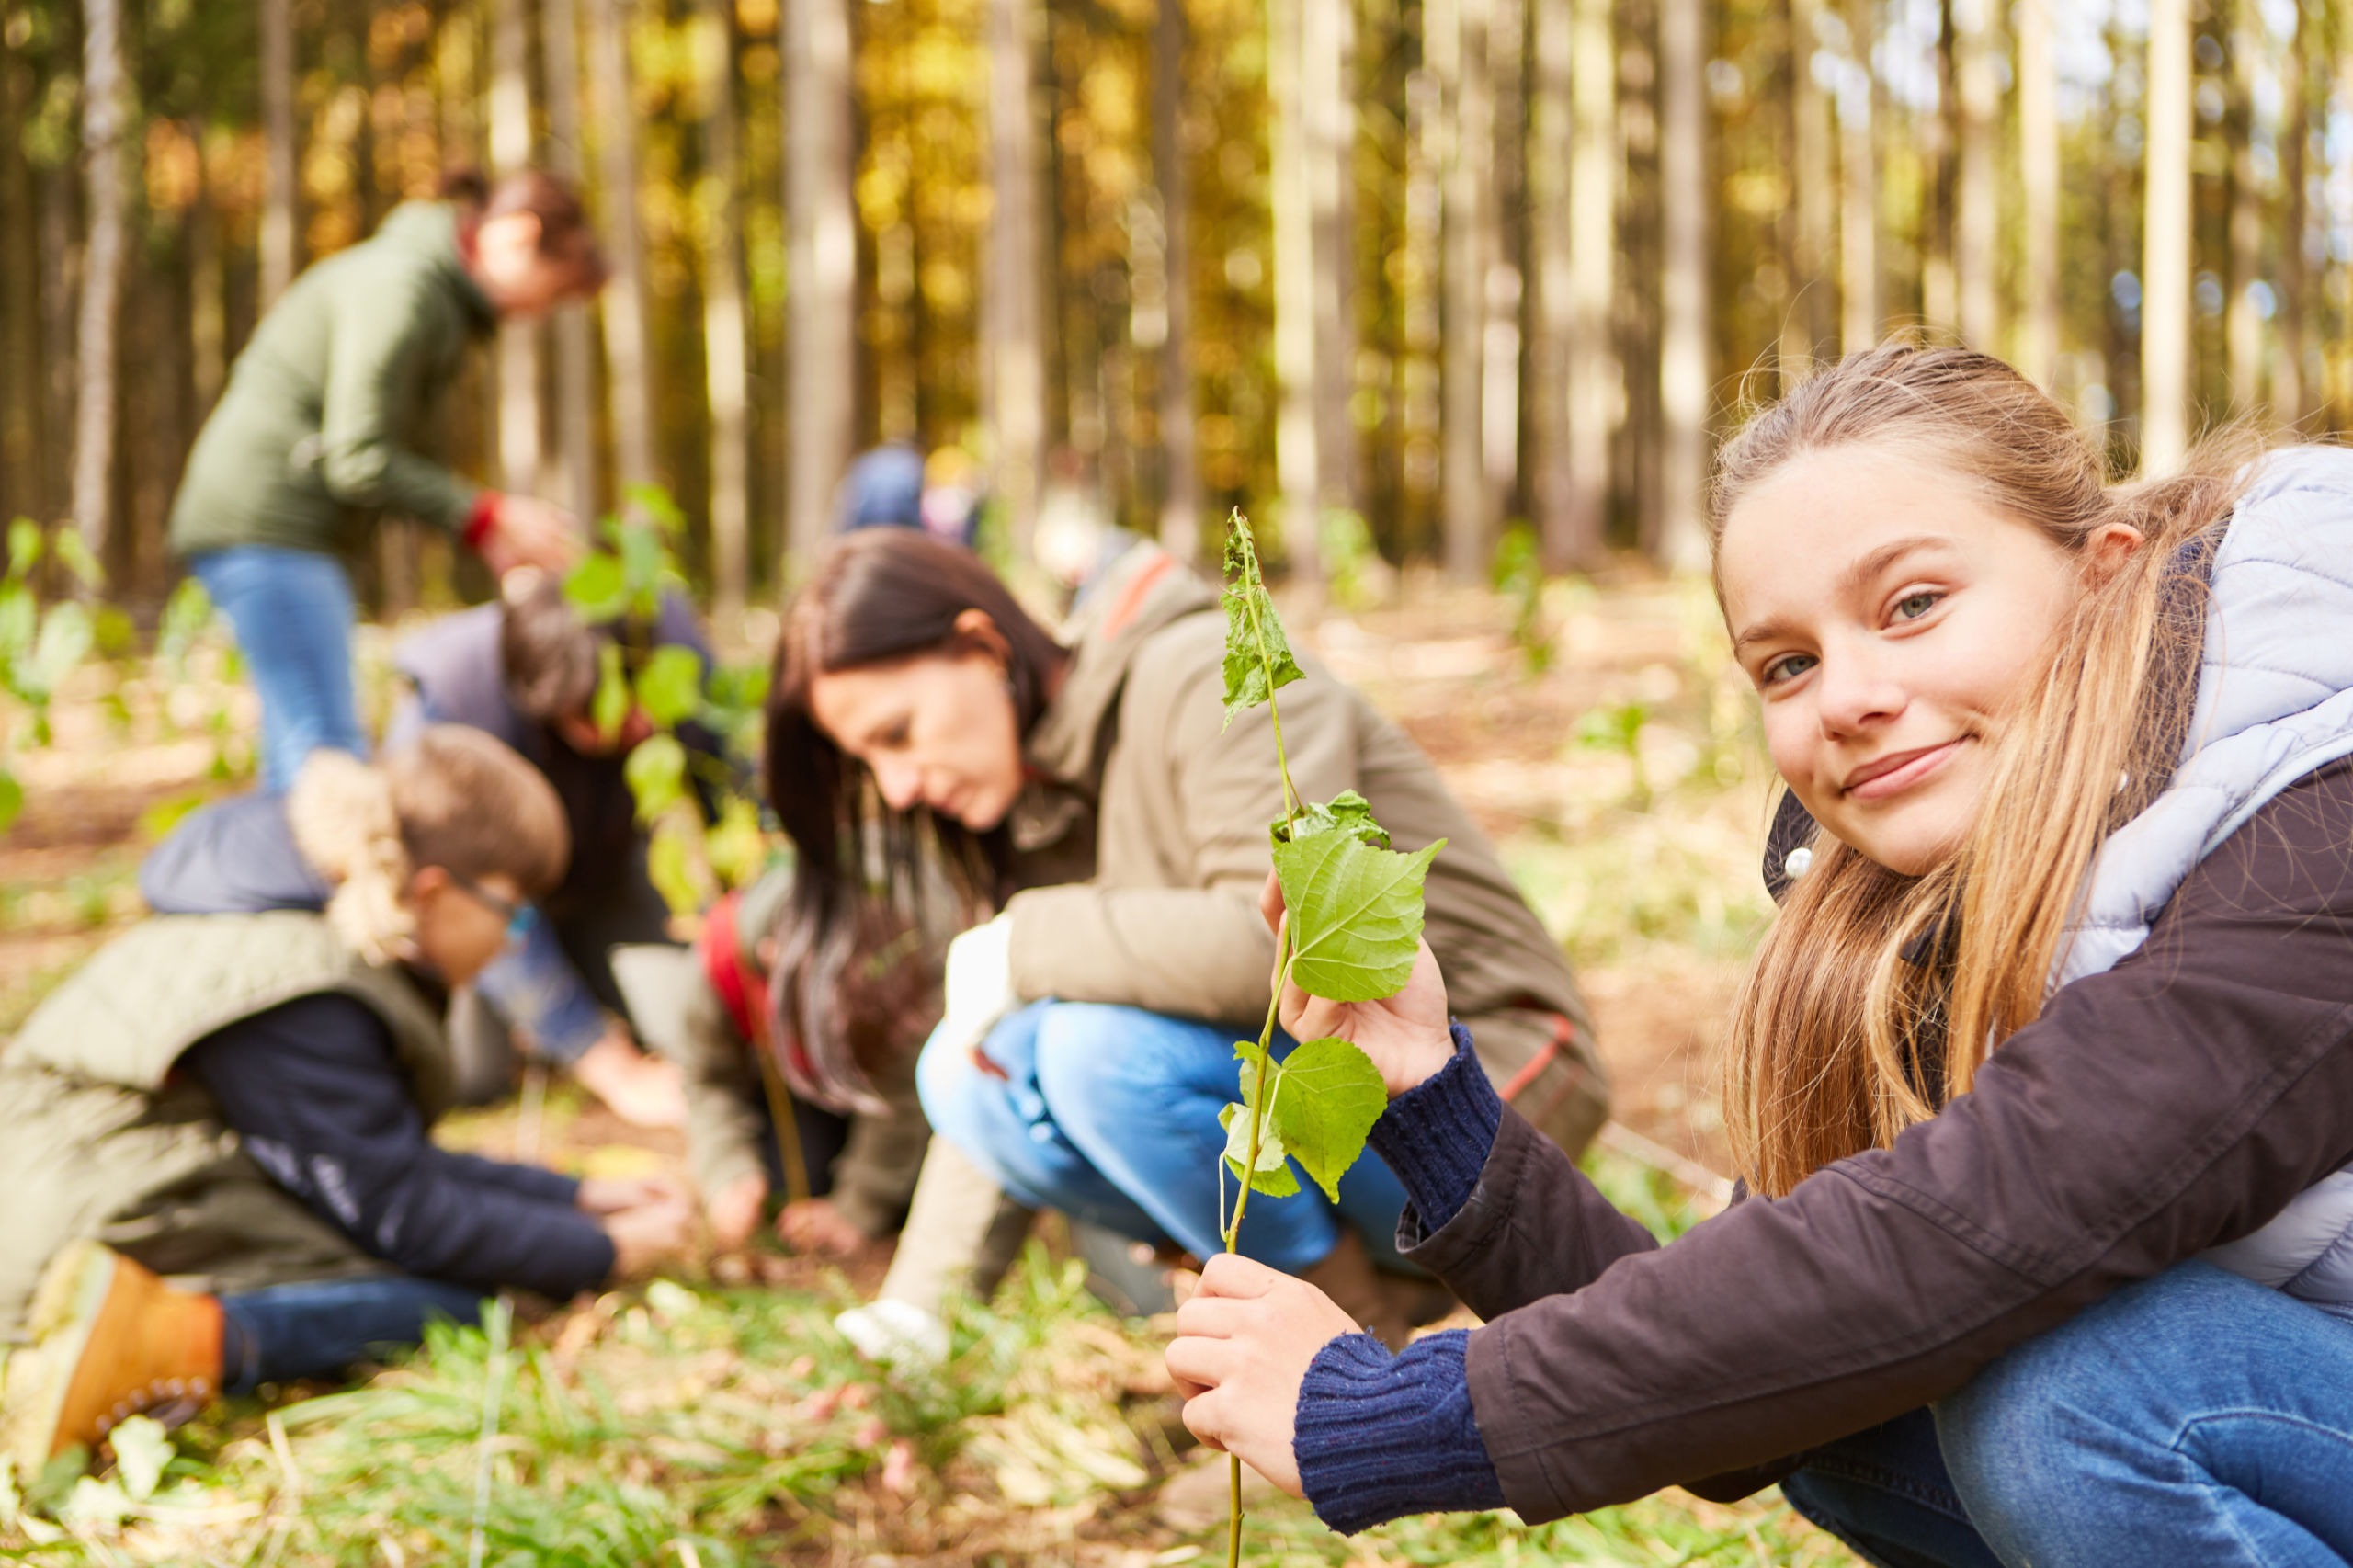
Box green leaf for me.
[157,577,214,671]
[615,520,666,608]
[1273,826,1445,1002]
[1219,510,1302,730]
[622,733,688,824]
[92,605,136,658]
[646,815,705,917]
[51,528,102,590]
[0,770,21,835]
[563,553,630,621]
[1219,1102,1299,1198]
[108,1415,172,1501]
[1267,1038,1386,1201]
[6,518,40,581]
[592,642,631,744]
[634,645,704,728]
[704,795,770,889]
[624,483,687,535]
[0,582,34,664]
[25,601,92,697]
[1271,788,1390,849]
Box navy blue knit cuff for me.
[1295,1328,1505,1534]
[1366,1022,1501,1235]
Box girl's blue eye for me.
[1893,590,1941,622]
[1762,652,1817,687]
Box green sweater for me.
[168,201,494,559]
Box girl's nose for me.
[1814,647,1907,737]
[873,760,924,812]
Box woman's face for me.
[1717,447,2134,876]
[407,868,528,986]
[806,639,1028,831]
[472,211,585,320]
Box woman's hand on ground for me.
[600,1192,696,1277]
[1166,1253,1358,1498]
[1260,871,1457,1098]
[479,494,584,577]
[779,1198,879,1261]
[705,1173,768,1251]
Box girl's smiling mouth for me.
[1843,739,1967,801]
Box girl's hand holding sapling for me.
[1167,1252,1358,1498]
[1259,871,1455,1100]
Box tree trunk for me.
[1654,0,1708,572]
[0,48,42,526]
[261,0,297,309]
[588,0,657,492]
[1150,0,1200,562]
[490,0,543,497]
[1836,0,1877,355]
[1953,0,1997,349]
[1920,0,1957,336]
[982,0,1043,556]
[2224,2,2262,420]
[1270,0,1319,592]
[1563,0,1616,563]
[702,0,750,629]
[72,0,127,565]
[1309,0,1357,556]
[542,0,597,518]
[1481,0,1522,527]
[1436,0,1494,582]
[1788,0,1833,370]
[2015,0,2057,386]
[1529,0,1574,564]
[38,167,77,527]
[2141,0,2192,475]
[2276,10,2308,429]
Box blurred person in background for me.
[166,167,599,792]
[2,732,690,1473]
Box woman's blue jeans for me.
[188,546,366,792]
[917,1000,1415,1272]
[217,1275,484,1393]
[1783,1262,2353,1568]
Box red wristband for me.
[463,491,502,551]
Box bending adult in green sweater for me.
[169,168,602,791]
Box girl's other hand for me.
[705,1173,768,1251]
[600,1193,695,1277]
[1259,870,1457,1099]
[1165,1253,1358,1497]
[779,1197,880,1261]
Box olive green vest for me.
[0,913,451,1342]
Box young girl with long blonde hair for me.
[1168,344,2353,1567]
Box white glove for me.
[934,914,1017,1065]
[835,1298,950,1370]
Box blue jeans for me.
[916,1000,1414,1272]
[217,1275,484,1393]
[1784,1263,2353,1568]
[189,546,366,792]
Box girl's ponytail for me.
[287,750,415,964]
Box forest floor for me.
[0,570,1853,1567]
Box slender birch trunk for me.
[2224,2,2263,420]
[588,0,657,491]
[261,0,297,309]
[2276,11,2308,428]
[1654,0,1710,573]
[2141,0,2192,475]
[1150,0,1201,562]
[982,0,1043,556]
[1529,0,1574,564]
[1437,0,1495,582]
[1269,0,1320,596]
[1953,0,1998,349]
[72,0,128,566]
[1789,0,1833,370]
[1836,0,1877,356]
[701,0,751,627]
[490,0,542,498]
[2016,0,2058,387]
[1563,0,1616,565]
[1308,0,1355,571]
[543,0,597,517]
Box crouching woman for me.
[0,728,690,1471]
[1170,346,2353,1566]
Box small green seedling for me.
[1215,511,1443,1567]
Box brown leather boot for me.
[1296,1231,1413,1351]
[3,1241,223,1472]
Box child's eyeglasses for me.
[450,874,538,942]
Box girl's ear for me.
[407,864,451,910]
[951,607,1013,668]
[2082,521,2145,583]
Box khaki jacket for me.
[1000,546,1608,1154]
[0,913,449,1342]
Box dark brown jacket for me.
[1407,758,2353,1522]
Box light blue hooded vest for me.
[2053,445,2353,1307]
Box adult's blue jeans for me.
[217,1275,485,1393]
[916,1000,1415,1272]
[188,546,366,792]
[1783,1262,2353,1568]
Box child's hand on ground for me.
[779,1197,878,1261]
[601,1193,696,1277]
[1259,871,1457,1098]
[576,1174,688,1215]
[1165,1252,1358,1498]
[571,1027,688,1129]
[706,1173,768,1251]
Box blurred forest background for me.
[0,0,2340,619]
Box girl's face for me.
[806,626,1027,831]
[1717,447,2134,876]
[472,212,587,320]
[408,868,527,986]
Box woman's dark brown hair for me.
[441,165,609,292]
[763,530,1064,1079]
